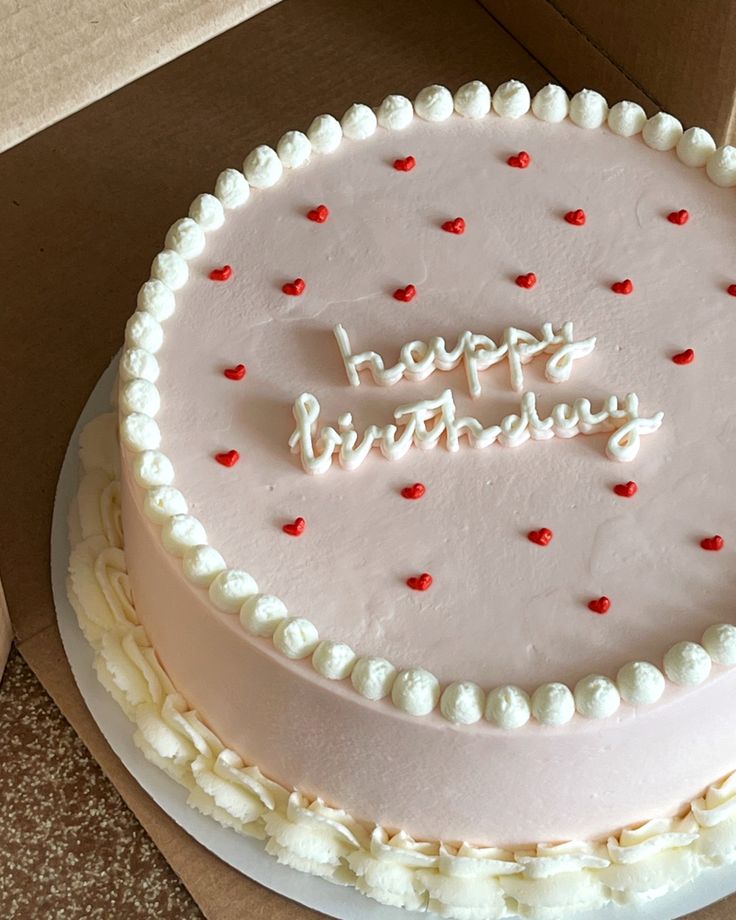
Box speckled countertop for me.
[0,648,202,919]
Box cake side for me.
[69,411,736,917]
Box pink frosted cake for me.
[68,80,736,916]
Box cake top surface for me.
[122,83,736,719]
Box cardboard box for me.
[1,0,734,916]
[484,0,736,144]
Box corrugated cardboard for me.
[1,0,734,915]
[0,0,280,152]
[483,0,736,144]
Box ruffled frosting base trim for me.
[67,413,736,919]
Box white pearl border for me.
[119,81,736,726]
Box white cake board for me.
[51,355,736,920]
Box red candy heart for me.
[223,364,246,381]
[667,209,689,225]
[564,209,586,226]
[282,278,306,296]
[307,204,329,223]
[701,535,724,552]
[515,272,537,289]
[727,284,736,297]
[672,348,695,365]
[209,265,232,282]
[401,482,426,500]
[407,572,433,591]
[393,284,416,302]
[442,217,465,234]
[507,151,531,168]
[283,517,306,537]
[215,449,240,467]
[527,528,553,546]
[393,156,416,172]
[588,596,611,615]
[613,481,638,498]
[611,279,633,295]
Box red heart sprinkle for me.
[223,364,246,381]
[393,156,416,172]
[528,528,553,546]
[442,217,465,234]
[667,209,689,225]
[209,265,232,282]
[588,596,611,615]
[283,517,306,537]
[407,572,433,591]
[613,481,638,498]
[507,151,531,168]
[401,482,426,500]
[700,535,724,552]
[282,278,306,296]
[215,449,240,467]
[611,279,633,295]
[564,209,586,226]
[515,272,537,289]
[672,348,694,365]
[307,204,329,223]
[727,284,736,297]
[393,284,416,302]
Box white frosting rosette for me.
[348,827,437,910]
[692,770,736,865]
[600,816,700,903]
[265,791,366,881]
[419,842,520,920]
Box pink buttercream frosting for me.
[152,115,735,687]
[116,104,736,846]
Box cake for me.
[67,79,736,917]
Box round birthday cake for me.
[68,80,736,917]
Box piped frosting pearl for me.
[485,685,531,729]
[137,279,175,321]
[616,661,665,705]
[440,681,484,724]
[664,641,712,685]
[277,130,312,168]
[209,568,259,613]
[706,145,736,187]
[569,89,608,129]
[392,668,440,716]
[492,80,530,119]
[307,114,342,153]
[244,145,283,189]
[377,94,414,130]
[164,218,206,259]
[189,192,225,231]
[351,657,397,701]
[240,594,288,637]
[414,84,454,122]
[454,81,491,119]
[341,103,377,140]
[642,112,683,151]
[214,168,250,208]
[574,675,621,719]
[676,127,716,167]
[312,641,357,680]
[182,545,226,586]
[607,101,647,137]
[273,617,319,659]
[702,623,736,665]
[531,84,569,123]
[531,682,575,725]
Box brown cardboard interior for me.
[1,0,733,915]
[483,0,736,144]
[0,0,281,153]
